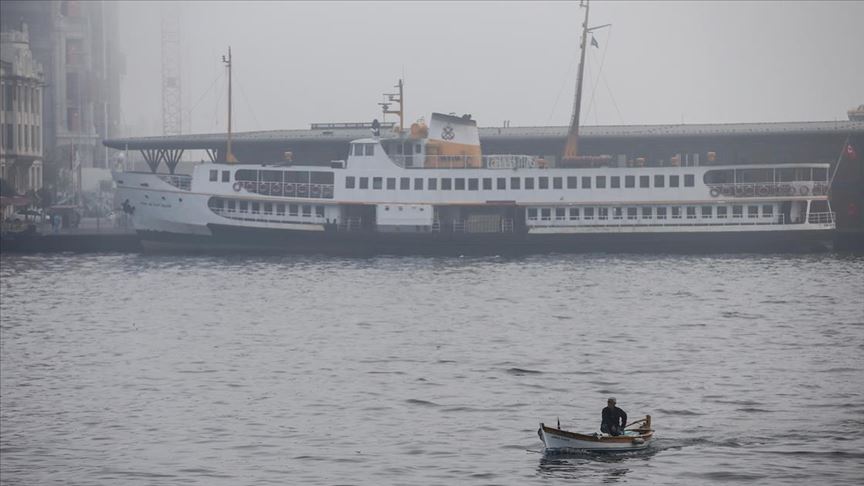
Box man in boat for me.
[601,397,627,436]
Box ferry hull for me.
[136,225,834,255]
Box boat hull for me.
[539,424,652,452]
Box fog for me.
[116,1,864,137]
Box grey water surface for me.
[1,253,863,485]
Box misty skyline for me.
[117,1,864,137]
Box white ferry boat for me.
[114,110,834,254]
[112,1,835,254]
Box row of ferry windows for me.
[209,169,335,184]
[344,174,696,190]
[527,204,776,221]
[211,198,326,218]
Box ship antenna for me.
[380,79,405,133]
[222,46,237,163]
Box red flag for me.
[845,143,857,160]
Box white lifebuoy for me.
[232,182,242,192]
[710,187,721,197]
[799,185,810,196]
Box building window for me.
[582,176,591,189]
[640,175,650,188]
[569,207,580,220]
[762,205,774,218]
[289,204,299,216]
[611,176,620,188]
[613,207,623,220]
[596,176,606,189]
[732,205,743,218]
[497,177,507,190]
[598,207,609,220]
[538,177,549,189]
[654,175,665,188]
[482,178,492,190]
[669,175,680,188]
[414,178,424,190]
[302,205,312,217]
[468,178,479,191]
[345,176,356,189]
[748,205,759,218]
[209,170,218,181]
[584,207,595,220]
[222,171,230,182]
[359,177,369,189]
[524,177,535,190]
[555,207,566,220]
[540,208,551,221]
[567,176,579,189]
[428,178,438,190]
[400,177,410,190]
[684,174,695,187]
[717,206,728,219]
[276,203,285,216]
[455,178,465,190]
[642,207,652,219]
[527,208,538,220]
[511,177,521,190]
[671,207,681,219]
[657,207,667,219]
[625,175,635,188]
[701,206,712,218]
[627,207,637,220]
[686,206,697,219]
[553,177,563,189]
[373,177,383,190]
[387,177,396,190]
[315,205,325,218]
[441,178,452,190]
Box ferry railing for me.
[158,174,192,190]
[707,181,829,198]
[527,213,795,228]
[388,154,544,169]
[235,181,334,199]
[807,212,835,225]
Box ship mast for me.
[222,46,238,163]
[380,79,404,133]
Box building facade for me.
[0,25,44,201]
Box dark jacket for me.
[601,405,627,429]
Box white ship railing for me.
[708,181,829,198]
[234,181,334,199]
[158,174,192,190]
[388,154,545,169]
[528,214,795,227]
[807,212,835,224]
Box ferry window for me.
[315,206,325,218]
[227,200,236,212]
[353,144,363,156]
[654,175,665,188]
[345,176,356,189]
[527,208,538,220]
[640,175,650,188]
[539,177,549,189]
[511,177,521,190]
[387,178,396,190]
[264,203,273,214]
[701,206,712,218]
[210,198,223,210]
[567,176,579,189]
[596,176,606,189]
[732,205,743,218]
[289,204,299,216]
[748,205,759,218]
[717,206,728,219]
[569,207,580,220]
[414,178,424,190]
[541,208,551,220]
[686,206,697,219]
[641,207,652,219]
[553,177,563,189]
[497,177,507,190]
[684,174,695,187]
[762,205,774,217]
[400,177,410,190]
[302,205,312,217]
[415,144,422,154]
[276,203,285,216]
[311,172,334,184]
[598,207,609,220]
[656,207,667,219]
[236,169,257,182]
[525,177,535,190]
[373,177,383,190]
[364,143,376,156]
[582,176,591,189]
[669,175,680,188]
[625,175,635,188]
[469,178,480,191]
[359,177,369,189]
[263,170,284,182]
[441,178,452,190]
[222,171,230,182]
[251,202,260,214]
[555,208,566,220]
[584,207,595,220]
[239,200,249,212]
[611,176,620,188]
[455,178,466,190]
[209,169,218,181]
[613,207,623,219]
[428,178,438,190]
[627,207,637,220]
[671,207,681,219]
[286,171,309,183]
[482,178,492,190]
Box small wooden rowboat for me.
[538,415,654,452]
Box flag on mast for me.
[591,36,599,48]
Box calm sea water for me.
[1,253,863,485]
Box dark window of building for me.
[482,178,492,190]
[639,175,650,188]
[510,177,521,190]
[684,174,695,187]
[538,177,549,189]
[345,176,356,189]
[373,177,383,190]
[524,177,535,190]
[455,178,465,190]
[611,176,620,188]
[567,176,579,189]
[654,175,665,188]
[359,177,369,189]
[669,175,680,187]
[400,177,410,190]
[497,177,507,190]
[582,176,591,189]
[414,178,423,190]
[469,178,479,191]
[596,176,606,189]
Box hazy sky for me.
[116,1,864,137]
